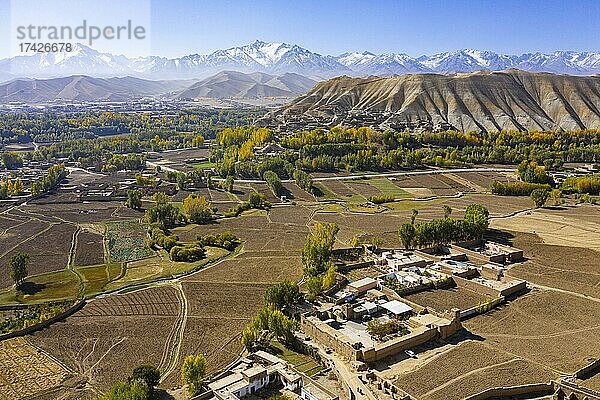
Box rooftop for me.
[349,277,377,289]
[380,300,413,316]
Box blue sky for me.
[1,0,599,58]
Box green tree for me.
[248,192,267,209]
[305,275,324,301]
[131,365,160,391]
[145,202,180,229]
[151,192,170,205]
[302,222,339,277]
[182,194,214,224]
[8,179,24,195]
[322,265,337,290]
[181,354,207,397]
[349,236,361,248]
[464,204,489,239]
[126,189,142,210]
[9,252,29,288]
[411,208,419,225]
[371,236,384,250]
[443,205,452,218]
[0,182,8,199]
[517,160,551,184]
[223,175,234,192]
[264,280,301,311]
[398,222,416,249]
[263,170,283,197]
[1,152,23,170]
[549,188,563,205]
[241,325,260,351]
[97,379,149,400]
[531,188,549,208]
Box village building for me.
[207,351,338,400]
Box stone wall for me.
[453,275,500,298]
[553,379,600,400]
[301,315,361,361]
[362,327,438,363]
[464,383,554,400]
[575,358,600,379]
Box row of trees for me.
[398,205,489,249]
[263,170,284,197]
[0,178,25,198]
[562,174,600,195]
[197,232,240,251]
[1,152,23,169]
[517,160,552,184]
[0,109,262,145]
[144,192,215,229]
[30,164,67,195]
[224,192,269,217]
[0,164,67,199]
[490,181,551,196]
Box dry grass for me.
[0,337,70,400]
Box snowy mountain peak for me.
[1,41,600,81]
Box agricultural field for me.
[2,162,599,399]
[105,220,153,262]
[463,289,600,374]
[28,285,182,391]
[403,287,490,312]
[0,337,71,400]
[492,205,600,298]
[392,340,557,400]
[75,229,105,267]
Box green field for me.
[106,220,154,262]
[0,270,80,305]
[79,263,123,297]
[268,341,323,377]
[366,178,412,198]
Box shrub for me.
[367,318,409,339]
[369,194,395,204]
[170,244,205,262]
[197,232,240,251]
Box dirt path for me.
[159,282,188,383]
[66,225,86,296]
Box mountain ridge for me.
[0,71,315,104]
[1,41,600,81]
[261,70,600,133]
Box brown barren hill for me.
[262,70,600,132]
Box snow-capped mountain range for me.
[2,41,600,81]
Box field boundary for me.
[0,300,85,341]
